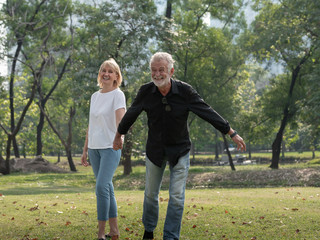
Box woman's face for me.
[100,65,118,87]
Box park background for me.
[0,0,319,239]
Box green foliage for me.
[1,0,319,162]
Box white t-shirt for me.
[88,88,126,149]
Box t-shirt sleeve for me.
[114,90,126,111]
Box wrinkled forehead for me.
[151,59,169,68]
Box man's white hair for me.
[150,52,175,71]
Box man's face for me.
[151,59,173,88]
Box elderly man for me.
[113,52,246,240]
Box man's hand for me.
[231,134,246,152]
[113,132,123,150]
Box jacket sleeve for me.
[185,84,230,135]
[117,86,145,135]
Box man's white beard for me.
[152,76,170,88]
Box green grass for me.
[190,151,320,161]
[1,161,320,240]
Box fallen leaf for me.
[29,206,39,211]
[291,208,299,211]
[296,229,300,233]
[225,210,229,214]
[192,225,197,228]
[259,216,265,219]
[65,221,71,226]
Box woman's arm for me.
[113,108,126,150]
[81,127,89,166]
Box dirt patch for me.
[187,167,320,188]
[9,156,69,173]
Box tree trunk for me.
[66,107,76,172]
[36,110,45,155]
[165,0,172,18]
[122,129,133,175]
[22,143,26,158]
[222,133,235,171]
[312,140,316,159]
[57,151,61,163]
[270,52,309,169]
[66,148,76,172]
[0,154,6,174]
[40,105,77,172]
[215,130,219,160]
[248,141,252,160]
[4,135,12,175]
[12,136,20,158]
[281,139,286,161]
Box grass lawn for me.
[1,160,320,240]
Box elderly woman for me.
[81,58,126,240]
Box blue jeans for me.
[143,152,190,240]
[88,148,121,221]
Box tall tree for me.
[159,0,247,168]
[0,0,57,174]
[250,0,320,168]
[73,0,160,175]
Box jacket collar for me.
[151,78,179,95]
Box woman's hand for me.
[81,152,89,167]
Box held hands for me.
[113,132,124,150]
[231,134,246,152]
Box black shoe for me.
[143,230,154,239]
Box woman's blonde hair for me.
[97,58,122,88]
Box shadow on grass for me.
[2,185,94,196]
[1,172,96,195]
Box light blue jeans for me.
[88,148,121,221]
[143,153,190,240]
